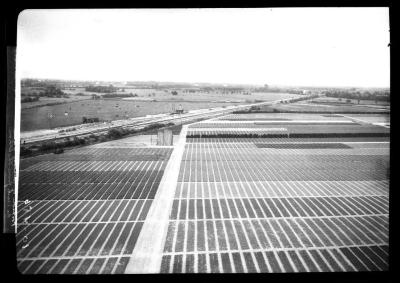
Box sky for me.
[17,8,390,88]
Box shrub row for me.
[106,122,175,138]
[20,121,178,158]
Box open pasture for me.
[218,113,352,121]
[268,101,389,113]
[21,99,243,132]
[21,91,301,132]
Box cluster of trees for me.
[253,87,306,94]
[40,85,68,98]
[324,90,390,102]
[215,88,245,94]
[21,96,40,103]
[102,93,136,98]
[21,79,51,88]
[22,86,68,98]
[20,136,90,156]
[85,85,116,93]
[289,95,319,103]
[253,87,282,93]
[20,122,177,157]
[82,117,100,123]
[107,123,173,138]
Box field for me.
[264,97,390,113]
[21,96,93,109]
[20,91,300,132]
[307,96,390,106]
[17,144,172,274]
[186,115,390,138]
[16,110,390,274]
[159,113,389,273]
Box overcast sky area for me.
[17,8,390,88]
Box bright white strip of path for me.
[124,125,189,273]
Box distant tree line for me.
[21,96,40,103]
[40,85,68,98]
[20,122,176,157]
[324,90,390,102]
[21,79,51,88]
[102,93,136,98]
[85,85,117,93]
[253,87,305,94]
[22,85,69,98]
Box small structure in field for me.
[157,129,173,146]
[82,117,100,123]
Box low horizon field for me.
[20,91,301,132]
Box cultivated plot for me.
[160,113,389,273]
[17,147,172,274]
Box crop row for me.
[20,161,165,184]
[218,113,349,121]
[169,196,388,220]
[19,180,162,201]
[17,199,152,225]
[185,137,390,143]
[178,163,387,182]
[179,158,388,171]
[17,221,143,259]
[189,122,358,128]
[18,256,130,274]
[20,148,173,166]
[182,143,389,158]
[173,180,388,199]
[66,147,173,156]
[24,160,164,172]
[160,245,388,273]
[254,143,351,149]
[163,216,387,253]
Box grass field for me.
[20,92,301,132]
[307,96,389,106]
[268,102,389,113]
[246,96,390,114]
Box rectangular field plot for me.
[187,124,389,138]
[186,137,390,143]
[160,245,388,273]
[190,122,359,128]
[173,181,388,199]
[19,148,172,169]
[217,113,353,121]
[17,147,172,274]
[254,143,352,149]
[18,256,132,274]
[161,130,389,273]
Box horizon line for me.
[20,77,390,90]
